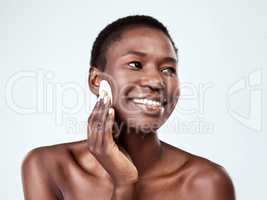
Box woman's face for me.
[103,26,180,133]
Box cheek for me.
[164,80,180,116]
[166,79,180,101]
[173,85,180,103]
[110,72,138,104]
[112,80,130,107]
[104,71,129,105]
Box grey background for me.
[1,0,266,199]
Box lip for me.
[128,98,164,116]
[128,95,167,106]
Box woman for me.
[22,15,235,200]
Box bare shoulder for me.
[22,140,83,164]
[162,142,235,200]
[185,155,235,199]
[21,140,87,181]
[21,140,88,199]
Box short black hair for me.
[90,15,178,72]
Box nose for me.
[139,68,165,91]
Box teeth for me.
[132,98,161,106]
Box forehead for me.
[105,26,177,64]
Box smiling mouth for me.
[130,98,164,115]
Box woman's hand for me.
[87,93,138,186]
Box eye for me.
[161,67,176,75]
[128,61,142,70]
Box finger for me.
[91,97,106,150]
[87,97,102,134]
[103,107,115,145]
[88,98,103,149]
[95,95,111,150]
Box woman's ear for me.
[88,67,102,97]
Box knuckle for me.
[95,121,103,130]
[87,125,93,133]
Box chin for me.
[117,113,163,134]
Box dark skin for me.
[22,26,235,200]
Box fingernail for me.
[98,89,105,101]
[99,90,105,98]
[104,95,109,104]
[108,108,113,115]
[104,90,111,104]
[97,95,103,102]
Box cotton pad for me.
[99,80,113,104]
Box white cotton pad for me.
[99,80,113,104]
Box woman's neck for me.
[117,126,164,177]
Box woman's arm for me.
[21,148,60,200]
[87,93,138,193]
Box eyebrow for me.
[122,50,177,64]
